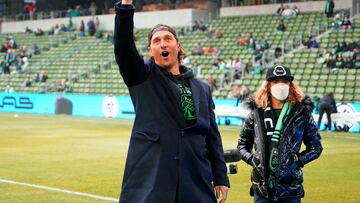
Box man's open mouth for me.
[161,51,170,57]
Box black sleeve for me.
[206,85,230,187]
[114,2,148,87]
[298,115,323,167]
[237,112,255,166]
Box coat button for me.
[174,156,180,160]
[180,131,184,136]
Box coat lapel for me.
[190,78,200,117]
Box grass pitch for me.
[0,112,359,203]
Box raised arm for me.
[114,0,148,86]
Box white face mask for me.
[270,83,289,101]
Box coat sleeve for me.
[237,112,255,166]
[114,2,148,87]
[298,115,323,167]
[206,86,230,187]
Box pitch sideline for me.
[0,179,118,202]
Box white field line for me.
[0,179,118,202]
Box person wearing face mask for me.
[114,1,229,203]
[237,65,323,203]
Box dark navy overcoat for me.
[114,3,229,203]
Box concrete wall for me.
[353,0,360,15]
[1,9,210,33]
[220,0,353,17]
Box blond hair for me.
[253,81,305,109]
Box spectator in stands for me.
[4,49,19,73]
[68,5,80,18]
[254,44,263,61]
[227,0,235,7]
[34,69,48,83]
[304,35,318,49]
[326,50,336,68]
[67,18,75,32]
[281,5,295,17]
[191,61,200,77]
[258,37,270,50]
[276,19,286,32]
[318,49,331,64]
[212,56,220,70]
[333,55,344,69]
[79,20,85,37]
[26,2,36,20]
[207,76,217,92]
[34,28,44,36]
[346,38,358,52]
[341,15,353,29]
[204,45,218,56]
[199,19,207,32]
[344,56,354,69]
[276,3,285,16]
[0,60,4,73]
[227,86,241,99]
[87,20,96,36]
[332,13,342,31]
[236,85,250,106]
[95,31,103,40]
[5,33,16,49]
[353,47,360,60]
[25,27,33,33]
[218,59,227,71]
[353,54,360,69]
[226,57,236,69]
[236,34,247,46]
[95,17,100,33]
[103,32,113,44]
[247,36,256,53]
[325,0,335,18]
[23,77,32,88]
[191,20,200,32]
[234,58,242,79]
[89,1,97,18]
[63,81,73,93]
[213,28,222,39]
[21,56,29,73]
[192,43,203,55]
[48,27,55,35]
[178,27,186,36]
[292,6,300,16]
[57,79,73,93]
[333,41,345,53]
[182,55,191,66]
[32,44,40,55]
[5,83,14,93]
[220,70,230,87]
[318,92,337,131]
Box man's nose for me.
[160,40,167,48]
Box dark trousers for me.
[254,193,301,203]
[318,103,332,130]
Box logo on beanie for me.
[273,66,286,76]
